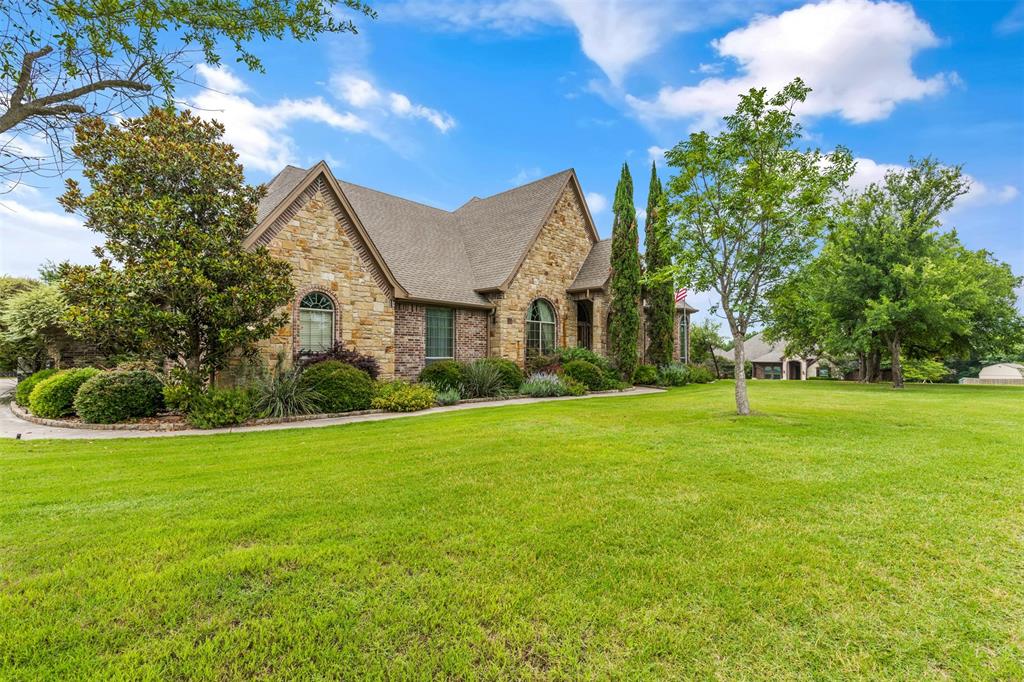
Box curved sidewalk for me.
[0,387,663,441]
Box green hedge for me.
[372,381,437,412]
[300,361,375,413]
[186,388,254,428]
[14,368,57,406]
[560,359,604,391]
[418,360,463,392]
[28,368,100,418]
[633,364,658,385]
[74,370,165,424]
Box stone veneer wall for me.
[394,304,489,380]
[259,186,396,378]
[490,186,595,366]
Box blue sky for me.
[2,0,1022,322]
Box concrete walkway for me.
[1,386,663,441]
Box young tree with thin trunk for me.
[608,162,641,380]
[643,162,674,367]
[664,79,853,415]
[57,108,294,383]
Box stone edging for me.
[9,388,638,432]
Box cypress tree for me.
[644,162,674,367]
[608,162,641,380]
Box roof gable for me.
[253,165,600,307]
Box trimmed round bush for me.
[300,360,375,413]
[560,359,604,391]
[658,363,690,387]
[28,367,100,418]
[633,364,658,385]
[371,381,437,412]
[74,370,164,424]
[14,368,57,406]
[688,365,714,384]
[418,360,464,392]
[479,357,523,391]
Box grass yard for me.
[1,381,1022,679]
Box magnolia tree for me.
[663,79,853,415]
[58,108,294,383]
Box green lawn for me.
[1,381,1022,679]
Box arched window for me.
[526,299,556,357]
[298,292,334,353]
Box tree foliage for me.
[0,276,45,370]
[664,78,853,414]
[0,282,67,370]
[689,319,727,375]
[608,162,641,379]
[0,0,375,186]
[768,157,1022,388]
[57,108,294,382]
[643,162,674,367]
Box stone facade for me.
[260,184,396,377]
[489,185,597,366]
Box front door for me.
[788,360,802,380]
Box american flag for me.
[674,288,688,303]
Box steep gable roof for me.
[253,164,599,308]
[569,238,611,292]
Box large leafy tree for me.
[0,278,63,371]
[1,0,375,187]
[58,108,294,382]
[643,162,674,367]
[767,157,1022,388]
[608,162,641,380]
[664,79,853,415]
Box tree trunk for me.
[856,352,866,382]
[731,333,751,416]
[710,342,721,378]
[889,336,904,389]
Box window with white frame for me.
[425,307,454,363]
[298,292,334,353]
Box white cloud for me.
[190,65,373,173]
[996,1,1024,35]
[388,93,456,132]
[585,191,608,214]
[383,0,763,84]
[328,72,456,133]
[195,64,249,94]
[336,75,383,107]
[648,145,667,163]
[848,157,1019,209]
[627,0,951,127]
[0,199,100,276]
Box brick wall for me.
[394,303,425,380]
[394,304,490,380]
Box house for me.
[715,332,838,380]
[248,162,695,380]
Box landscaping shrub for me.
[561,376,587,396]
[300,360,375,413]
[658,363,690,387]
[297,342,380,379]
[73,370,164,424]
[560,359,603,391]
[460,359,509,398]
[519,372,572,397]
[525,352,561,375]
[688,365,714,384]
[633,364,658,385]
[252,367,322,418]
[371,381,437,412]
[479,357,523,391]
[28,368,100,418]
[162,369,206,413]
[418,360,464,392]
[556,346,613,373]
[434,388,460,406]
[186,388,254,428]
[14,368,57,406]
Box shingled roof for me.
[253,164,599,307]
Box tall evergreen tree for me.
[608,162,641,379]
[644,162,675,367]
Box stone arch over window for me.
[525,298,557,359]
[295,289,339,355]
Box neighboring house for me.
[715,333,838,380]
[961,362,1024,385]
[247,162,695,380]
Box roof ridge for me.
[337,179,455,215]
[455,168,573,211]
